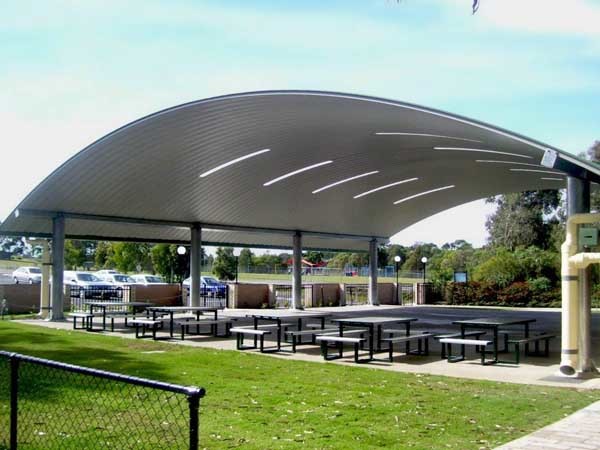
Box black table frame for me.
[85,302,152,331]
[452,318,536,364]
[147,307,219,338]
[330,317,419,361]
[248,314,329,352]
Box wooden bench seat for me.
[175,318,235,340]
[130,318,163,340]
[230,327,272,352]
[315,335,370,363]
[70,312,94,330]
[285,328,338,352]
[508,333,555,364]
[381,332,432,361]
[439,337,492,364]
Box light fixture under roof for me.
[264,160,333,186]
[509,168,563,175]
[393,185,455,205]
[353,178,418,199]
[541,177,565,181]
[200,148,270,178]
[312,171,379,194]
[476,160,543,167]
[375,132,482,143]
[434,147,532,159]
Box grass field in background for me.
[237,272,418,284]
[1,321,598,449]
[0,258,38,270]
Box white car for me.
[131,274,166,285]
[64,271,118,299]
[12,266,42,284]
[94,269,121,281]
[103,273,136,287]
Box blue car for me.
[183,276,227,297]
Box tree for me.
[64,240,87,270]
[213,247,237,280]
[109,242,153,273]
[305,251,324,264]
[238,248,254,272]
[485,191,560,250]
[585,141,600,211]
[401,243,439,271]
[94,241,114,268]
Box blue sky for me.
[1,0,599,247]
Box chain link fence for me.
[0,351,205,450]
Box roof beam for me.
[14,209,387,243]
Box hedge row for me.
[442,281,561,308]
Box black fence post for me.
[188,391,201,450]
[9,354,19,450]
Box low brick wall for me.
[230,283,269,308]
[378,283,396,305]
[0,284,41,314]
[132,284,181,306]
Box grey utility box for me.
[579,227,598,248]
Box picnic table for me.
[247,311,331,350]
[146,306,221,338]
[83,301,153,331]
[451,317,536,364]
[330,316,419,360]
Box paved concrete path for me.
[496,400,600,449]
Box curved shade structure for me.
[2,90,598,250]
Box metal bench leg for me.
[424,338,429,356]
[338,341,343,359]
[260,335,265,353]
[110,317,115,332]
[354,343,360,363]
[320,340,328,359]
[545,339,550,357]
[389,341,394,362]
[181,325,185,340]
[440,341,446,359]
[515,343,521,365]
[292,335,297,353]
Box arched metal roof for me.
[2,90,598,251]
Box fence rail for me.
[0,351,205,450]
[69,286,131,312]
[272,284,313,308]
[182,286,229,308]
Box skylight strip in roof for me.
[475,160,543,167]
[434,147,532,159]
[200,148,271,178]
[263,160,333,186]
[312,171,379,194]
[509,169,564,175]
[353,178,418,199]
[393,185,455,205]
[375,132,482,143]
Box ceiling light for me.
[375,132,482,143]
[540,177,565,181]
[475,160,543,167]
[393,185,455,205]
[353,178,418,199]
[264,160,333,186]
[200,148,270,178]
[434,147,532,159]
[312,171,379,194]
[509,169,564,175]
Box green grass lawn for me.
[237,272,418,284]
[1,321,599,449]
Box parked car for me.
[94,269,121,281]
[131,274,166,286]
[12,266,42,284]
[63,271,118,299]
[103,273,136,287]
[183,275,227,296]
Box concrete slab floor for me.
[10,304,600,389]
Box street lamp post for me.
[421,256,428,284]
[233,248,240,284]
[176,246,187,304]
[394,255,401,305]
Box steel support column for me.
[39,239,51,319]
[190,224,202,307]
[368,239,379,306]
[292,231,303,310]
[49,215,65,321]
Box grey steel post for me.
[368,239,379,306]
[190,224,202,308]
[39,239,51,319]
[49,214,65,320]
[567,177,595,374]
[292,231,303,310]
